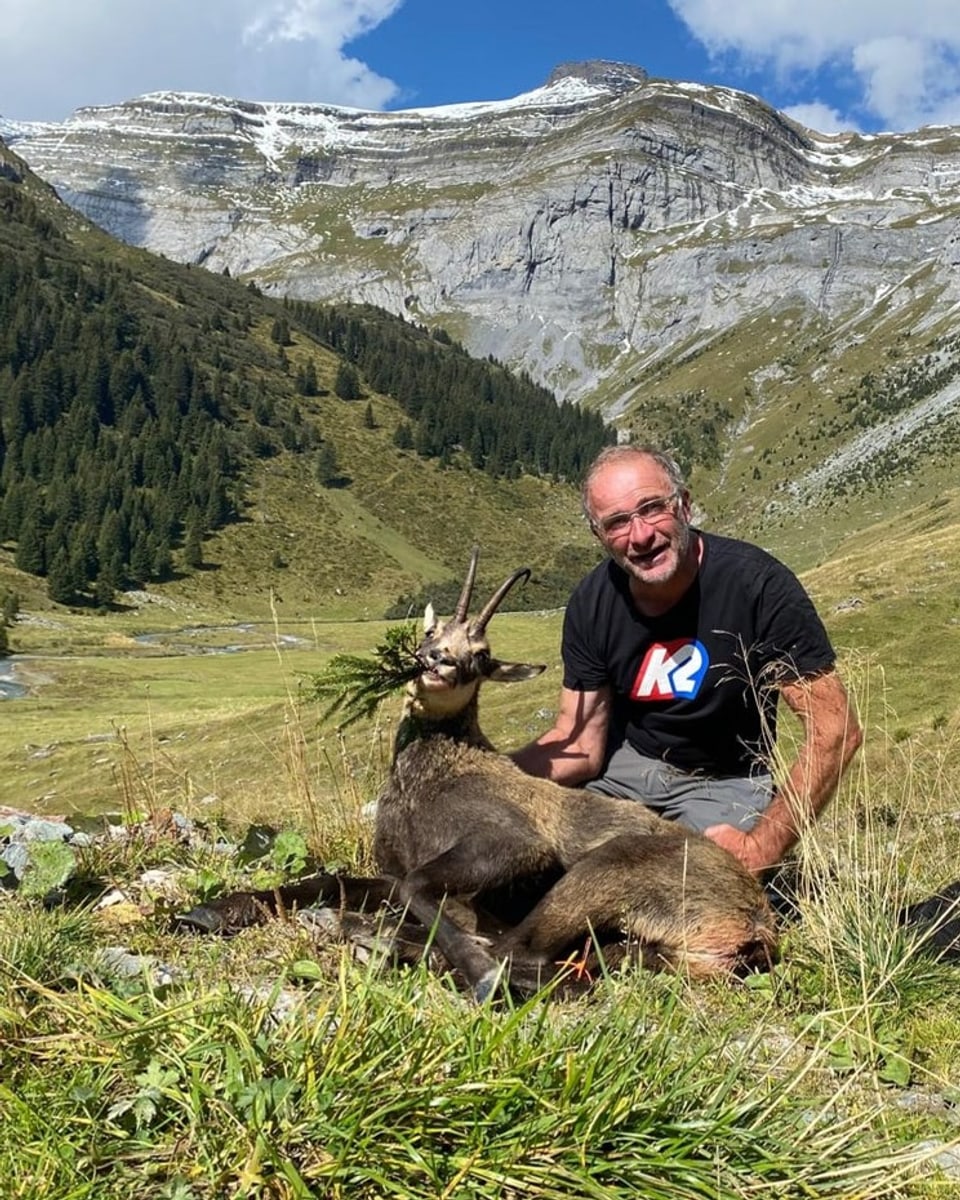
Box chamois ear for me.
[423,602,437,635]
[487,660,547,683]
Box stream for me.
[0,658,27,700]
[0,624,315,700]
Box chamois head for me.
[409,547,546,722]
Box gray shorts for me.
[585,741,773,834]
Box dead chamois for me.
[371,548,777,998]
[178,549,777,998]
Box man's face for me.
[586,456,693,590]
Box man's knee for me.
[665,780,773,834]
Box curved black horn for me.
[472,567,531,633]
[454,546,481,623]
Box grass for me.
[0,608,564,821]
[3,508,960,1196]
[0,959,948,1199]
[3,616,960,1198]
[2,687,960,1198]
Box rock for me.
[138,868,183,897]
[1,843,30,880]
[10,817,75,843]
[97,946,181,987]
[914,1141,960,1180]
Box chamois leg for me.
[175,873,398,934]
[300,906,443,968]
[398,883,510,998]
[497,833,777,980]
[402,823,556,898]
[399,836,557,999]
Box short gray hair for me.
[581,445,686,526]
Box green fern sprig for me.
[301,622,422,728]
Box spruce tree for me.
[334,362,361,401]
[297,359,319,397]
[270,316,292,346]
[1,590,20,627]
[14,511,46,575]
[315,442,341,487]
[183,522,204,570]
[93,570,115,609]
[46,547,77,605]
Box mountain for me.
[6,61,960,567]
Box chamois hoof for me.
[472,962,511,1003]
[173,892,266,934]
[173,904,231,934]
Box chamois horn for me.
[454,546,481,623]
[472,567,531,633]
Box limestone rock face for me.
[5,64,960,409]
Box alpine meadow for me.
[2,62,960,1199]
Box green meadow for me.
[2,500,960,1198]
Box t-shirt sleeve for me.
[754,559,836,679]
[561,583,610,691]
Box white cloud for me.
[668,0,960,130]
[0,0,402,121]
[781,103,851,136]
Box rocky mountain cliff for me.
[6,61,960,565]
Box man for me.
[514,444,862,875]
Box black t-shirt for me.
[562,531,836,776]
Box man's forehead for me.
[590,455,672,502]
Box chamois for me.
[178,549,778,997]
[372,548,777,997]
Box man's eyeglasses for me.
[593,490,681,538]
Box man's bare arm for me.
[705,668,862,874]
[511,685,612,785]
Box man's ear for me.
[487,660,547,683]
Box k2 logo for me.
[631,639,709,701]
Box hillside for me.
[0,139,608,621]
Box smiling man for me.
[513,444,862,875]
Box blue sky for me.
[2,0,960,134]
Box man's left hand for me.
[703,823,771,876]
